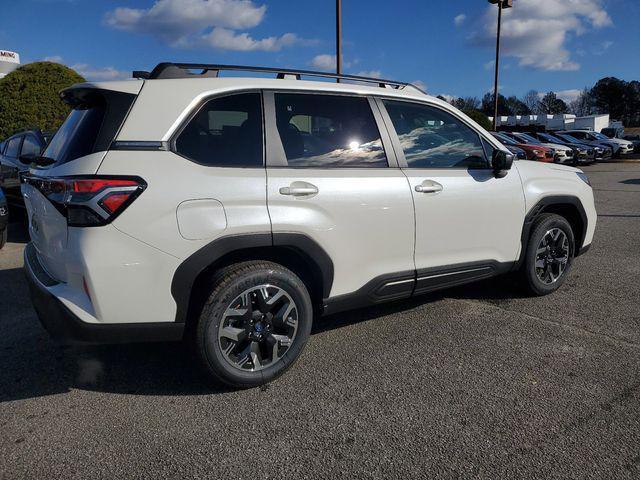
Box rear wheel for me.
[521,213,575,296]
[0,227,6,250]
[195,261,312,388]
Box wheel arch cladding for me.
[518,195,587,266]
[171,233,334,325]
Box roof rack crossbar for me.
[137,63,421,91]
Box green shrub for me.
[0,62,84,139]
[462,109,493,131]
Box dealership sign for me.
[0,50,20,77]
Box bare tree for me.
[569,88,595,116]
[521,90,540,114]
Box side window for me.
[274,93,387,168]
[175,93,263,167]
[571,132,585,139]
[5,137,22,158]
[383,100,488,169]
[21,135,41,157]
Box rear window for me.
[43,88,136,166]
[43,105,105,165]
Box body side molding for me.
[323,260,514,316]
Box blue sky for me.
[2,0,639,103]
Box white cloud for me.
[73,64,130,81]
[411,80,427,92]
[201,28,299,51]
[470,0,612,71]
[310,54,336,70]
[309,54,353,71]
[105,0,309,51]
[354,70,381,79]
[44,56,129,81]
[483,60,495,70]
[454,14,467,27]
[554,89,582,103]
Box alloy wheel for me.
[535,228,570,284]
[218,285,298,372]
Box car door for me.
[376,98,525,294]
[264,91,416,303]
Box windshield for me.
[541,133,565,143]
[514,133,540,144]
[43,105,105,165]
[558,133,580,143]
[591,132,609,140]
[493,133,516,145]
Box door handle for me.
[415,180,443,194]
[279,181,319,196]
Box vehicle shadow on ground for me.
[0,269,524,402]
[620,178,640,185]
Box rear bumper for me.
[24,243,184,345]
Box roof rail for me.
[133,63,424,92]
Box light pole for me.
[489,0,512,130]
[336,0,342,82]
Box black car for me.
[0,187,8,249]
[529,131,596,165]
[0,129,50,209]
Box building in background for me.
[0,50,20,78]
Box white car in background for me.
[561,130,635,157]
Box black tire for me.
[521,213,575,296]
[0,227,6,250]
[195,260,312,388]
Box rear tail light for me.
[22,175,146,227]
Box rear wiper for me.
[19,155,56,167]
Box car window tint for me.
[5,137,22,158]
[383,100,488,169]
[274,93,387,168]
[21,136,41,157]
[175,93,263,167]
[44,105,105,164]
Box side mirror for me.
[18,154,35,165]
[492,150,514,178]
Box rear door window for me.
[175,93,263,167]
[21,135,41,157]
[5,137,22,158]
[273,93,388,168]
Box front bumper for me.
[24,243,184,345]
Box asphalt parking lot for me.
[1,161,639,479]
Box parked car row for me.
[489,127,637,166]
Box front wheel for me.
[195,261,313,388]
[521,213,575,296]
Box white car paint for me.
[22,74,597,327]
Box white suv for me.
[22,64,596,387]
